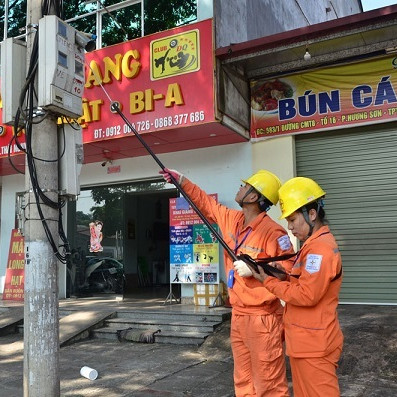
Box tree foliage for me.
[76,210,92,226]
[1,0,197,45]
[63,0,197,47]
[143,0,197,36]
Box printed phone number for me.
[93,111,205,139]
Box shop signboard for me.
[2,229,25,301]
[0,114,25,161]
[81,18,215,143]
[0,18,214,159]
[251,55,397,140]
[169,196,219,284]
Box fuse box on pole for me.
[58,123,84,200]
[38,15,95,119]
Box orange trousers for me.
[230,310,289,397]
[289,346,342,397]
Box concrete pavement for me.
[1,297,397,396]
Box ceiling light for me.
[303,48,311,61]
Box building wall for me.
[0,142,253,297]
[0,0,363,297]
[81,141,253,298]
[251,136,298,250]
[214,0,362,48]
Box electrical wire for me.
[7,135,25,174]
[10,0,70,263]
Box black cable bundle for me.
[10,0,70,263]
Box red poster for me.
[169,194,217,227]
[2,229,25,301]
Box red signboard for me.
[3,229,25,301]
[0,119,26,161]
[0,19,215,159]
[81,18,215,143]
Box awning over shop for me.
[0,120,246,176]
[216,5,397,79]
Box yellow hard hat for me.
[279,177,326,219]
[242,170,282,205]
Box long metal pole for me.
[111,103,297,276]
[24,1,60,396]
[4,0,8,39]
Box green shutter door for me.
[295,126,397,304]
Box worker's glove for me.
[159,168,184,184]
[233,260,253,277]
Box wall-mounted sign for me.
[150,29,200,80]
[169,196,219,284]
[0,19,214,159]
[81,19,214,143]
[251,55,397,140]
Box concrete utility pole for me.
[24,0,60,395]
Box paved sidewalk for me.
[1,301,397,396]
[1,322,235,397]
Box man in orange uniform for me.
[160,168,294,397]
[252,177,343,397]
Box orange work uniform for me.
[182,179,295,397]
[264,225,343,397]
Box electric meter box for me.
[0,38,27,125]
[38,15,86,118]
[58,123,83,199]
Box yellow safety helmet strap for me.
[300,199,325,239]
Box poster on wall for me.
[251,55,397,140]
[169,196,220,284]
[89,220,104,252]
[2,229,25,301]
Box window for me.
[1,1,197,45]
[1,0,27,41]
[64,0,197,48]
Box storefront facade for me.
[221,6,397,304]
[0,0,365,303]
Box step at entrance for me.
[90,309,231,346]
[2,304,231,347]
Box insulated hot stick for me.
[109,102,293,277]
[110,103,234,256]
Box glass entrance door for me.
[67,187,126,298]
[67,180,177,299]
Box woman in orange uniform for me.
[252,177,343,397]
[160,168,294,397]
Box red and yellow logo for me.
[150,29,200,80]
